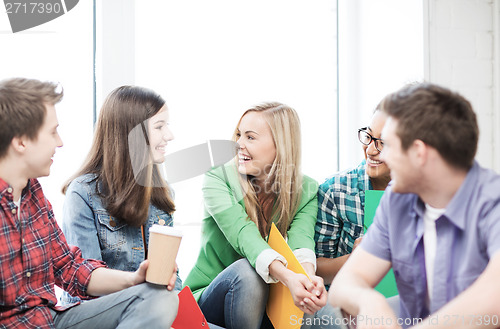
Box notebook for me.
[266,223,310,329]
[364,190,398,298]
[171,286,208,329]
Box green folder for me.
[364,190,398,298]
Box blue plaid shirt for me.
[315,160,372,258]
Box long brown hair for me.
[233,102,302,238]
[63,86,175,226]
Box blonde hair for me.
[233,102,303,237]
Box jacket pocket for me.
[96,213,127,250]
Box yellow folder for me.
[266,223,310,329]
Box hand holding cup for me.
[146,224,183,286]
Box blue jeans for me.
[50,283,178,328]
[198,259,269,329]
[60,273,183,306]
[300,304,342,329]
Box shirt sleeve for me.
[315,183,342,258]
[202,166,272,267]
[294,248,317,269]
[287,177,318,253]
[255,249,288,283]
[359,188,392,262]
[62,180,103,260]
[47,199,106,299]
[479,196,500,258]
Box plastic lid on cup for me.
[149,224,183,237]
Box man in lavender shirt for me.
[328,83,500,329]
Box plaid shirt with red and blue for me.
[0,178,106,329]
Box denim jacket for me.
[61,174,181,304]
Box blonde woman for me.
[184,102,327,329]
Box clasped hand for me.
[286,273,327,315]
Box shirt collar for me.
[442,161,479,230]
[0,178,10,197]
[0,178,33,203]
[412,161,479,231]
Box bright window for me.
[133,0,338,280]
[1,0,423,283]
[0,1,95,221]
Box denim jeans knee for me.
[199,259,268,329]
[52,283,178,329]
[122,282,179,326]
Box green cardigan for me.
[184,163,319,301]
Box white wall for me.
[132,0,339,281]
[0,2,95,221]
[425,0,499,172]
[338,0,425,170]
[97,0,136,106]
[338,0,499,173]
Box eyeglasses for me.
[358,127,384,152]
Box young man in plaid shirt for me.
[0,78,178,329]
[315,106,391,286]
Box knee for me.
[232,259,263,282]
[230,259,268,300]
[161,287,179,308]
[143,284,179,320]
[133,283,179,308]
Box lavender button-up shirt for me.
[362,161,500,326]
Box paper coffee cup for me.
[146,224,183,285]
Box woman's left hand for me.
[300,274,327,313]
[166,263,178,291]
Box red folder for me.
[171,286,208,329]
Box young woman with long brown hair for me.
[60,85,179,304]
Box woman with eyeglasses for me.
[314,104,391,286]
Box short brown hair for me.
[380,83,478,170]
[0,77,63,159]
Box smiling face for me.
[147,105,174,163]
[236,111,276,182]
[23,103,63,178]
[362,111,391,190]
[380,117,419,194]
